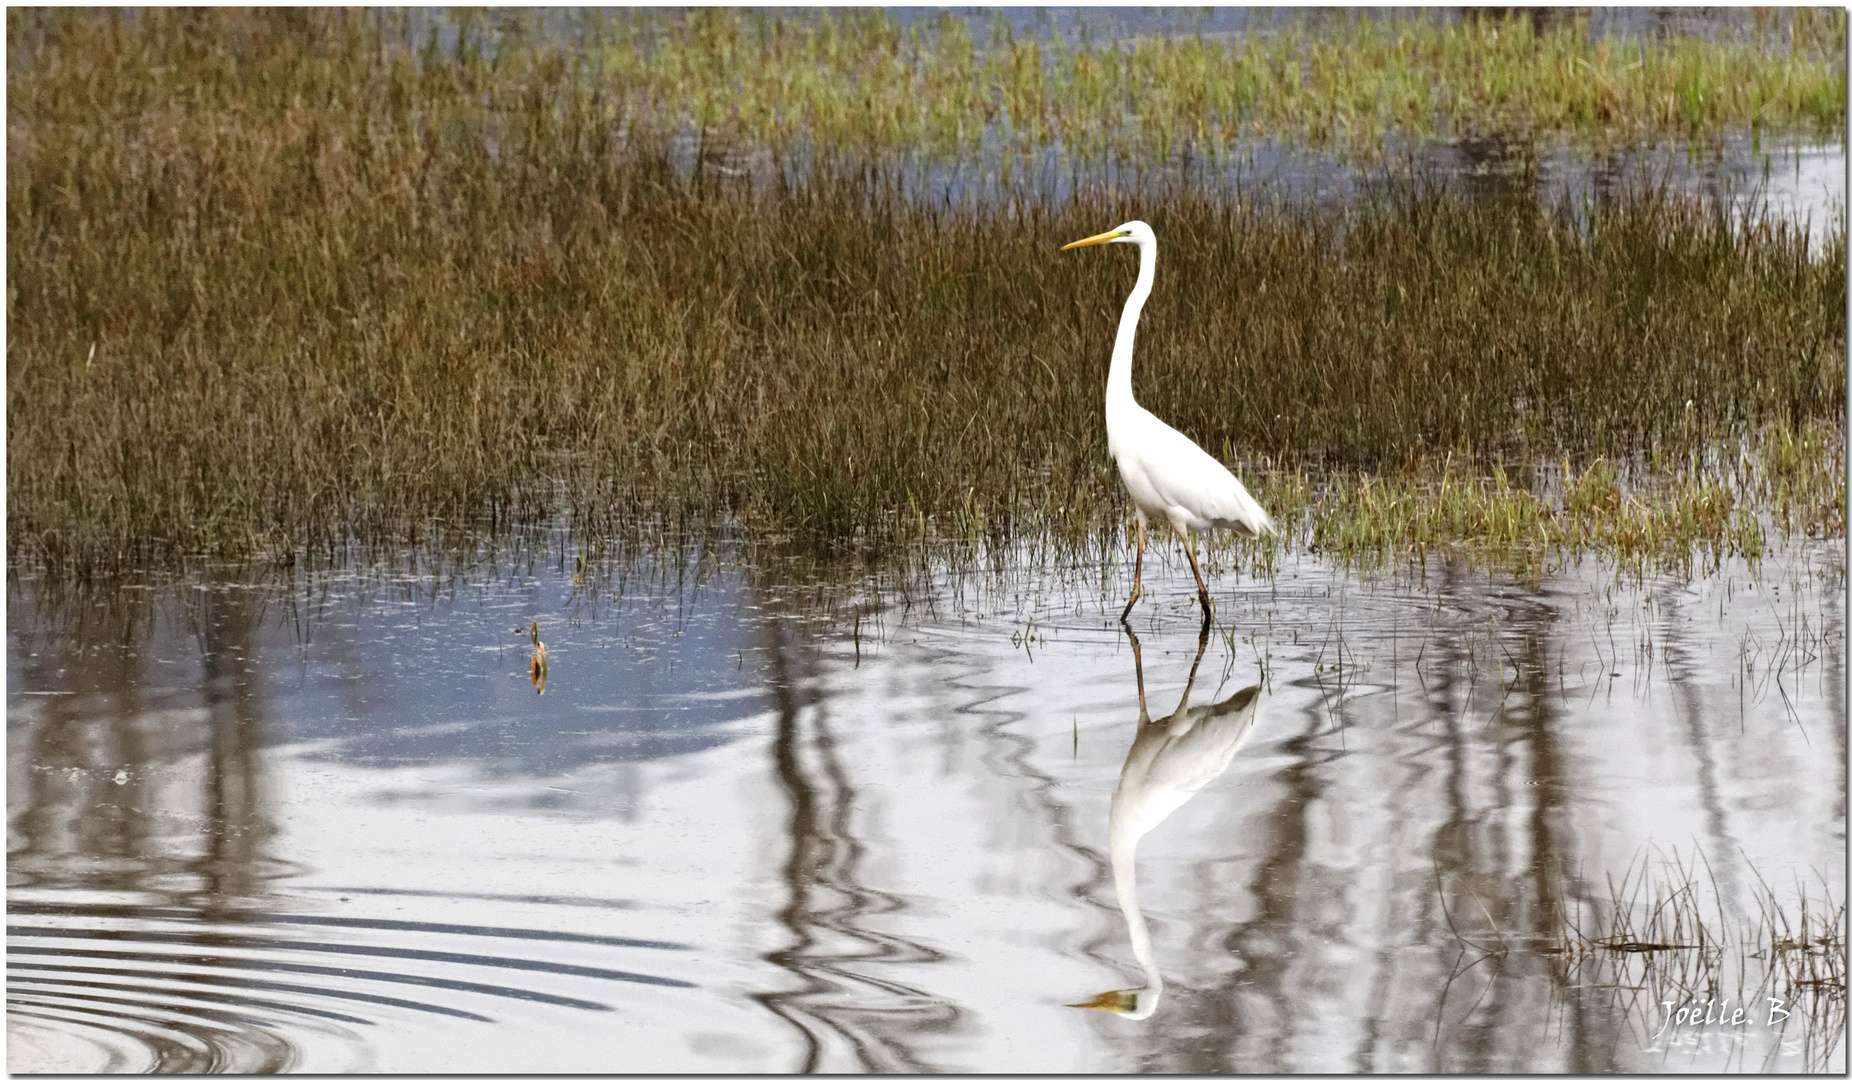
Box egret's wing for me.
[1206,683,1264,718]
[1113,684,1264,852]
[1137,419,1274,535]
[1141,684,1263,798]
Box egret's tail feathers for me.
[1220,504,1275,537]
[1229,482,1274,537]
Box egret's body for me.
[1063,221,1272,620]
[1070,624,1265,1019]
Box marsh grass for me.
[1238,417,1845,577]
[7,10,1846,579]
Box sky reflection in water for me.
[7,543,1845,1072]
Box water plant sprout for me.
[1064,221,1274,621]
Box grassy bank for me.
[7,10,1846,577]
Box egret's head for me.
[1062,220,1153,251]
[1068,989,1138,1012]
[1067,987,1158,1020]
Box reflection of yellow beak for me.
[1067,989,1137,1012]
[1062,228,1126,250]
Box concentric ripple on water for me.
[7,891,698,1072]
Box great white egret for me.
[1063,221,1273,622]
[1069,622,1265,1019]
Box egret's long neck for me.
[1110,811,1164,1014]
[1107,237,1156,412]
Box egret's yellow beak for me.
[1067,989,1138,1012]
[1062,229,1127,250]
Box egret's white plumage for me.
[1070,625,1265,1019]
[1063,221,1272,620]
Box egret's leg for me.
[1121,514,1147,622]
[1174,619,1212,714]
[1182,531,1213,620]
[1124,624,1150,722]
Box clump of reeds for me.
[7,10,1846,578]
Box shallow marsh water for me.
[7,543,1844,1073]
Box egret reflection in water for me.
[1070,623,1265,1020]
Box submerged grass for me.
[7,10,1847,578]
[1547,848,1846,1071]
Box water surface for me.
[7,543,1845,1071]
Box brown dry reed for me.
[7,10,1847,578]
